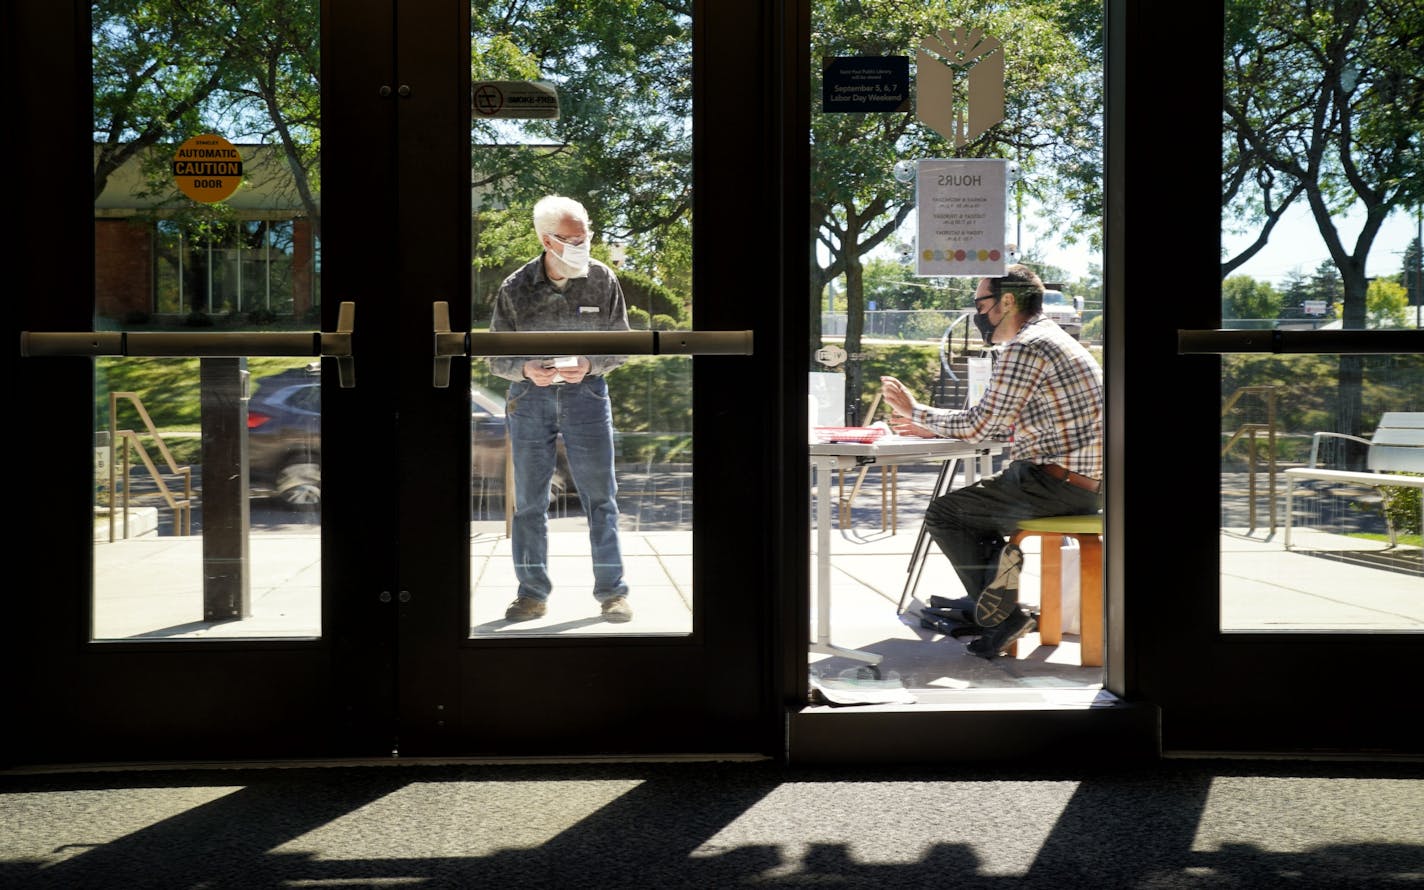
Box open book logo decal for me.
[916,28,1005,146]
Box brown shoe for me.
[600,596,633,623]
[504,596,547,621]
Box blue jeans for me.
[505,376,627,603]
[924,459,1101,599]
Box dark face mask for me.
[974,303,999,345]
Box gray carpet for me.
[2,758,1421,888]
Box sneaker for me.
[974,544,1024,627]
[504,596,547,621]
[600,596,633,623]
[967,609,1037,659]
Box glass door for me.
[1126,1,1421,756]
[390,0,776,757]
[801,1,1110,701]
[10,0,391,765]
[7,0,783,766]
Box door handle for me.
[1178,328,1424,355]
[432,301,753,387]
[21,302,358,387]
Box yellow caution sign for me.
[172,134,243,203]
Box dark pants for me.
[924,459,1102,599]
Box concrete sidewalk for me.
[91,516,1420,695]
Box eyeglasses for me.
[973,293,1000,310]
[549,231,592,247]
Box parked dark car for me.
[246,364,524,511]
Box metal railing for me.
[102,392,193,540]
[1221,385,1280,533]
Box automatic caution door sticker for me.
[172,134,243,203]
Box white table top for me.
[809,436,1004,460]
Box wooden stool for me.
[1010,514,1103,667]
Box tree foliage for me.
[1402,235,1423,310]
[1222,0,1424,439]
[856,257,975,311]
[1222,274,1284,320]
[1367,277,1410,328]
[92,0,322,232]
[469,0,694,299]
[92,1,694,312]
[1222,0,1424,317]
[92,0,237,202]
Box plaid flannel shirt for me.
[912,315,1103,479]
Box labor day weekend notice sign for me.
[914,158,1009,277]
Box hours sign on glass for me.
[914,158,1009,278]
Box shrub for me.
[902,309,953,341]
[651,313,678,331]
[627,306,651,330]
[1382,479,1421,536]
[1082,314,1103,341]
[616,268,688,325]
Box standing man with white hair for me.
[488,195,633,623]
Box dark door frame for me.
[10,0,1414,770]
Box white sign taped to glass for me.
[915,158,1010,278]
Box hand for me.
[879,375,919,417]
[889,416,935,438]
[523,359,561,387]
[557,356,592,384]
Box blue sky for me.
[1036,204,1419,286]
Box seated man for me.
[880,264,1103,658]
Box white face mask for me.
[551,239,591,278]
[558,241,591,276]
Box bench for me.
[1283,412,1424,559]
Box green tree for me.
[92,0,239,202]
[222,0,323,238]
[1222,0,1424,439]
[1278,267,1312,312]
[468,1,694,297]
[94,1,697,313]
[1402,235,1422,322]
[859,257,972,310]
[811,0,1104,411]
[1366,277,1409,328]
[1222,274,1283,320]
[93,0,322,239]
[1308,260,1344,315]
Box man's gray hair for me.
[533,195,590,236]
